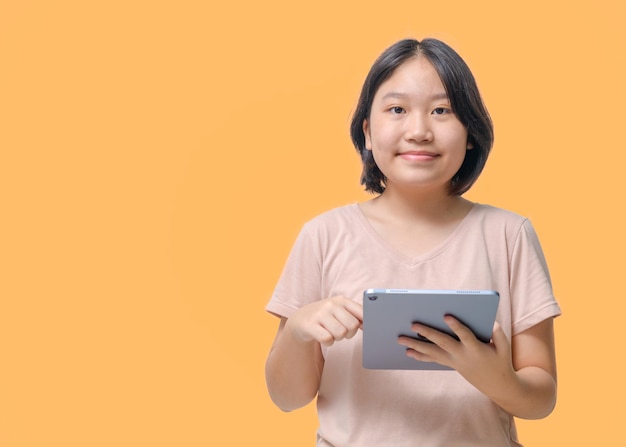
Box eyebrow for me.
[380,91,449,101]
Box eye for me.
[432,107,451,115]
[389,106,405,114]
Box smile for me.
[397,151,439,161]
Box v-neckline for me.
[352,202,478,266]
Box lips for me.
[397,151,439,161]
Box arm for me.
[265,317,324,412]
[398,317,557,419]
[499,318,557,419]
[265,296,363,412]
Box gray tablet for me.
[362,289,500,370]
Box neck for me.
[371,184,470,223]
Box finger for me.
[332,301,363,336]
[398,335,437,352]
[443,315,478,344]
[310,325,336,346]
[332,302,363,325]
[319,315,351,341]
[490,321,508,348]
[410,323,456,349]
[332,311,361,339]
[319,335,336,347]
[332,297,363,335]
[342,298,364,322]
[404,348,437,363]
[398,336,448,364]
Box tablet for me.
[362,289,500,370]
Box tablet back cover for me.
[362,289,499,370]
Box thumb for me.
[491,322,508,349]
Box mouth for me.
[397,151,439,161]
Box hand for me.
[285,296,363,347]
[397,316,515,392]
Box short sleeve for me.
[509,219,562,335]
[265,224,323,319]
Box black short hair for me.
[349,38,494,195]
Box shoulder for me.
[295,204,366,255]
[301,203,361,232]
[472,203,527,222]
[471,203,529,227]
[469,203,537,242]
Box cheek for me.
[444,125,470,151]
[365,114,399,147]
[368,125,395,151]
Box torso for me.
[267,202,560,447]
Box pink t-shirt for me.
[267,203,561,447]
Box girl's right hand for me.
[285,296,363,347]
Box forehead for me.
[374,56,447,100]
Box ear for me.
[466,141,474,150]
[363,119,372,151]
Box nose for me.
[404,113,433,143]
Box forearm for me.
[265,319,323,412]
[481,366,557,420]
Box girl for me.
[265,38,560,447]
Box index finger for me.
[344,298,363,323]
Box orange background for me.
[1,1,624,445]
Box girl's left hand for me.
[397,316,515,391]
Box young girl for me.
[265,38,561,447]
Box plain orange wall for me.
[1,1,625,445]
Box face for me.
[363,56,472,194]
